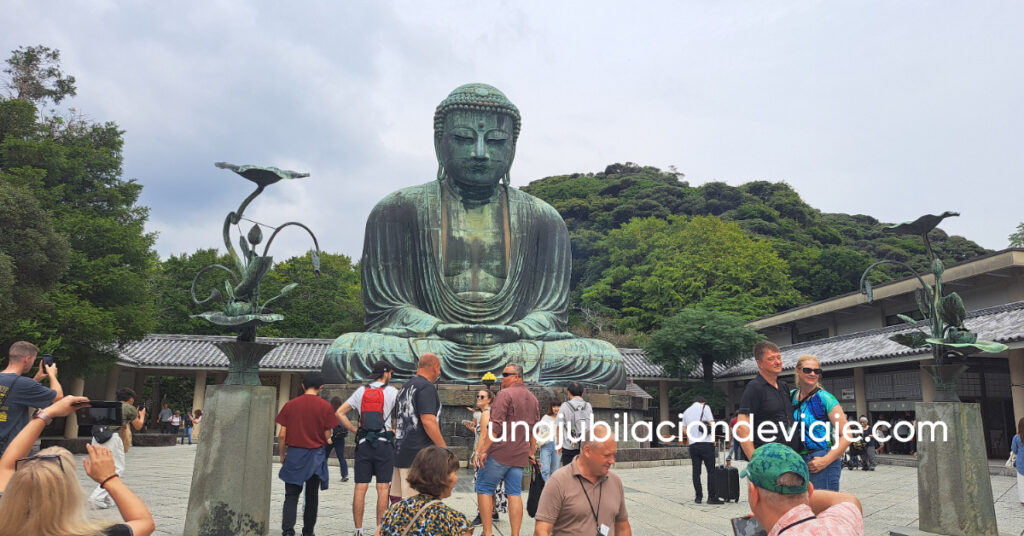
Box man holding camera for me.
[0,341,63,456]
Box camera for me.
[40,354,55,367]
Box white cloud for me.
[3,0,1022,261]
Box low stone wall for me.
[40,432,178,453]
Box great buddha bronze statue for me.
[321,83,626,389]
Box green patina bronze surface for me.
[860,211,1007,402]
[189,163,321,385]
[322,83,626,388]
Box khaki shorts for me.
[390,467,415,499]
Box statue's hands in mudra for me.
[435,323,522,345]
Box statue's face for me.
[439,110,514,187]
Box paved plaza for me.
[71,444,1024,536]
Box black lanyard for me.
[777,515,817,535]
[575,475,604,530]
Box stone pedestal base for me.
[183,385,276,536]
[915,402,998,536]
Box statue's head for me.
[434,83,521,188]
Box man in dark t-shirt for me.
[391,353,446,500]
[0,341,62,456]
[276,372,340,536]
[737,341,798,459]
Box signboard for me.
[841,388,856,401]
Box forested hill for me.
[520,163,989,336]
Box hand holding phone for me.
[731,516,767,536]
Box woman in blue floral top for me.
[376,446,472,536]
[1010,417,1024,505]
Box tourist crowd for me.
[0,340,876,536]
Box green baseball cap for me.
[739,443,809,494]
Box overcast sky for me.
[4,1,1022,261]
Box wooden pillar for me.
[854,367,868,419]
[1010,349,1024,426]
[920,360,936,403]
[658,380,670,423]
[192,370,208,412]
[276,372,292,434]
[63,377,86,438]
[132,371,146,400]
[104,366,121,399]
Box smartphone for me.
[78,400,123,426]
[730,516,767,536]
[40,354,55,367]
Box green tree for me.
[258,252,363,338]
[1009,223,1024,248]
[0,181,70,344]
[582,215,801,331]
[0,47,155,378]
[2,45,76,105]
[151,249,235,335]
[644,307,763,385]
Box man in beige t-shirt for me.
[534,424,631,536]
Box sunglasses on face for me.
[15,454,64,472]
[477,395,488,399]
[502,372,519,377]
[800,367,823,375]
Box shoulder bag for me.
[400,499,441,536]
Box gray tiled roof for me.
[718,300,1024,379]
[119,335,668,378]
[119,334,335,370]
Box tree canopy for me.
[0,46,155,378]
[522,163,990,338]
[644,307,764,384]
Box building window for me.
[793,328,829,344]
[885,310,924,327]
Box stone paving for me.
[70,444,1024,536]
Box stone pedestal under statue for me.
[890,402,998,536]
[183,385,276,536]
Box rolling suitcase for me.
[714,442,741,503]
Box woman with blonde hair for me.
[0,396,155,536]
[791,354,851,491]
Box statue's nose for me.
[473,133,488,159]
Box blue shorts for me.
[474,456,523,496]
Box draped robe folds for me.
[322,180,626,389]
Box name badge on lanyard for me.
[599,524,610,535]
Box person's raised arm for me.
[84,444,155,536]
[808,488,862,514]
[43,362,63,401]
[133,407,147,431]
[337,401,358,434]
[0,395,88,492]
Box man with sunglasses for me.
[0,341,63,456]
[736,341,799,460]
[474,363,539,536]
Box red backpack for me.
[359,385,386,432]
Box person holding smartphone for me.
[0,341,63,457]
[89,387,146,509]
[0,396,155,536]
